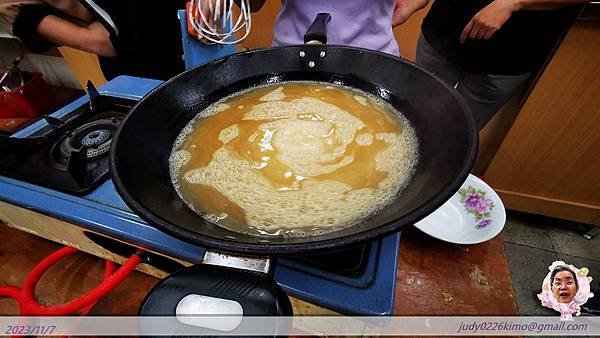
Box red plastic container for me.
[0,72,56,118]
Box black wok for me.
[113,14,478,322]
[110,18,477,257]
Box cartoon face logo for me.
[538,261,594,321]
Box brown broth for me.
[170,82,417,236]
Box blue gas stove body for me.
[0,75,400,315]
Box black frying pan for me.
[110,15,477,257]
[112,13,477,321]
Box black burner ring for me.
[51,117,122,165]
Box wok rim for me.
[110,44,478,255]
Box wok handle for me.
[140,262,292,333]
[174,264,292,316]
[304,13,331,44]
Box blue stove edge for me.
[0,75,400,316]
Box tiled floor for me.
[502,211,600,316]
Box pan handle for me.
[140,251,292,334]
[304,13,331,45]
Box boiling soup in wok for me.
[169,82,418,237]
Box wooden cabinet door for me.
[483,19,600,225]
[58,47,107,88]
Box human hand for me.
[460,0,520,43]
[87,21,116,57]
[392,0,427,27]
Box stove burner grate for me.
[51,117,121,166]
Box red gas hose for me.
[0,246,142,316]
[79,259,117,316]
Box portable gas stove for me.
[0,76,400,315]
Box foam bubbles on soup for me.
[169,82,418,237]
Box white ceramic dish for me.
[414,174,506,244]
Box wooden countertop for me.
[395,228,518,315]
[0,223,517,316]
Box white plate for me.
[414,174,506,244]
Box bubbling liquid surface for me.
[169,82,418,237]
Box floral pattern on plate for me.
[458,186,495,229]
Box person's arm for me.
[392,0,429,27]
[460,0,590,43]
[36,15,115,56]
[517,0,589,10]
[45,0,94,23]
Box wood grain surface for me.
[0,223,517,317]
[394,229,518,316]
[483,21,600,225]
